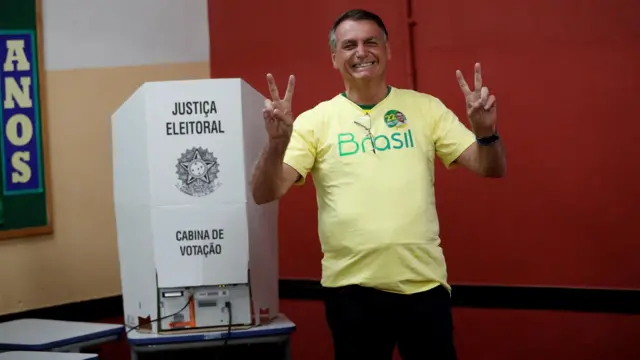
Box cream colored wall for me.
[0,0,211,315]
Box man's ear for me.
[386,41,392,61]
[331,51,338,69]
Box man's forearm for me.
[251,139,289,204]
[476,139,507,177]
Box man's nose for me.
[355,44,367,58]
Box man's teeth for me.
[353,62,374,68]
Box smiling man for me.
[251,8,507,360]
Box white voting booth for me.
[111,78,279,334]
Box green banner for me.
[0,0,51,238]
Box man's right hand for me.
[252,73,300,204]
[263,73,296,141]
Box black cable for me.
[218,301,232,360]
[125,295,193,334]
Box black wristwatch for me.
[476,133,500,146]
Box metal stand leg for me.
[284,337,291,360]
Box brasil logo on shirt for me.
[384,109,407,128]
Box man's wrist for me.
[268,135,289,146]
[472,125,496,138]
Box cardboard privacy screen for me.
[111,78,279,333]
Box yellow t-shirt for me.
[283,86,476,295]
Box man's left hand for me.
[456,62,497,138]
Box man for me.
[251,8,506,360]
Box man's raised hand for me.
[456,63,497,137]
[263,73,296,141]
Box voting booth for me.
[111,78,279,334]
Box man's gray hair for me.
[328,9,389,51]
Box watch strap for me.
[476,133,500,146]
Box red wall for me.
[208,1,640,359]
[413,0,640,289]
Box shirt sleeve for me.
[430,98,476,168]
[283,110,317,186]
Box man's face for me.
[331,19,390,81]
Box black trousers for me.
[323,284,457,360]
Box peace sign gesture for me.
[263,73,296,141]
[456,63,497,137]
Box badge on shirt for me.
[384,110,407,128]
